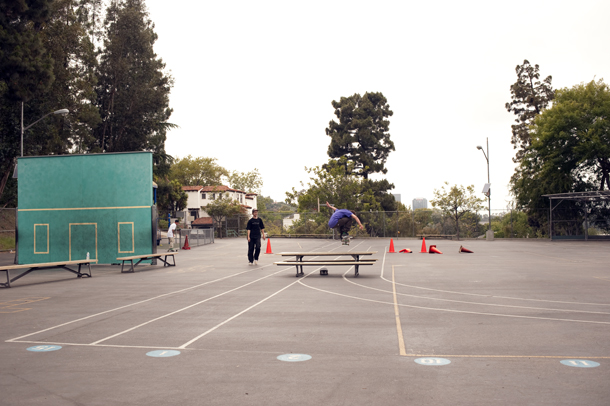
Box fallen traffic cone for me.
[181,235,191,250]
[429,245,443,254]
[399,249,412,253]
[459,245,473,253]
[265,238,273,254]
[388,239,396,253]
[420,237,427,253]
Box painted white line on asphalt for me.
[379,246,610,307]
[91,265,290,345]
[340,270,610,316]
[177,243,353,349]
[299,282,610,325]
[6,266,270,343]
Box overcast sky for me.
[145,0,610,211]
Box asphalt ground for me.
[1,237,609,405]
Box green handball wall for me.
[17,152,154,264]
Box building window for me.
[201,193,206,199]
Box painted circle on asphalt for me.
[277,354,312,362]
[27,345,62,352]
[560,359,600,368]
[414,357,451,366]
[146,350,181,358]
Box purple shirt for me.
[328,209,353,228]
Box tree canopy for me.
[431,182,484,240]
[285,157,396,228]
[0,0,174,206]
[326,92,395,179]
[512,79,610,212]
[227,169,263,194]
[505,59,554,162]
[203,197,244,238]
[170,155,228,187]
[94,0,174,177]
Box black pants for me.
[335,216,353,235]
[248,237,261,263]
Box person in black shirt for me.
[246,209,265,265]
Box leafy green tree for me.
[227,169,263,194]
[286,158,375,213]
[0,0,55,206]
[0,0,54,102]
[512,79,610,235]
[156,177,187,218]
[170,155,228,186]
[513,80,610,202]
[505,59,554,162]
[94,0,174,177]
[26,0,101,157]
[492,211,534,238]
[0,0,100,206]
[326,92,395,179]
[203,197,244,238]
[431,182,485,240]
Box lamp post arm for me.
[23,111,55,132]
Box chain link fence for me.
[210,206,609,240]
[0,208,16,251]
[177,228,215,248]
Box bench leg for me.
[121,259,136,273]
[159,255,176,267]
[0,270,10,288]
[74,263,92,278]
[355,264,359,277]
[59,265,90,278]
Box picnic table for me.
[274,251,377,277]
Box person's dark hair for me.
[175,219,179,223]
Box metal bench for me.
[0,259,97,288]
[117,252,177,273]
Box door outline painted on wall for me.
[69,223,98,261]
[118,222,135,253]
[34,224,49,254]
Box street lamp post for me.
[21,102,69,157]
[477,138,492,240]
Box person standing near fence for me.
[167,219,180,252]
[247,209,265,265]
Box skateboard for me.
[341,235,350,245]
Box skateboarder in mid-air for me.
[325,201,364,244]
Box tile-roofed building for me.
[180,185,257,228]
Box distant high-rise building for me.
[392,194,401,203]
[412,197,428,210]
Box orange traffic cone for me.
[399,249,412,253]
[182,235,191,250]
[388,239,396,253]
[429,245,443,254]
[420,237,427,253]
[459,245,473,253]
[264,238,273,254]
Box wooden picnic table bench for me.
[117,252,177,273]
[0,259,97,288]
[274,251,377,277]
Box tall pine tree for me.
[505,60,554,163]
[95,0,174,176]
[326,92,394,179]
